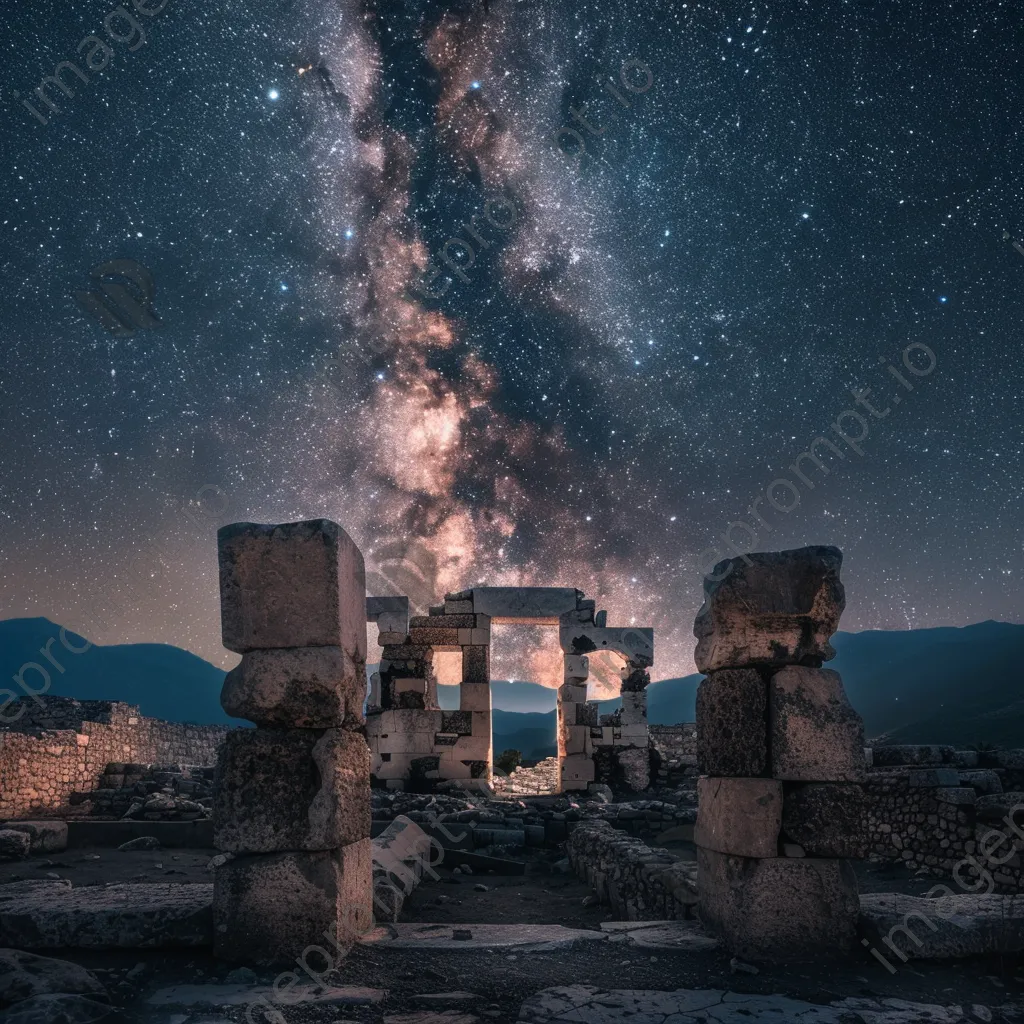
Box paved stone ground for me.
[518,985,1019,1022]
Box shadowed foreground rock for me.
[518,984,1001,1023]
[0,880,211,949]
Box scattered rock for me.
[117,837,161,852]
[473,884,491,893]
[223,967,258,985]
[729,957,759,975]
[0,949,107,1008]
[0,831,32,864]
[452,929,473,941]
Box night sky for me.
[1,0,1022,693]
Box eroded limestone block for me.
[466,587,580,623]
[221,646,364,728]
[781,783,867,858]
[219,520,366,655]
[459,682,490,713]
[561,754,595,790]
[213,842,372,965]
[697,847,859,961]
[214,729,369,852]
[695,669,767,777]
[694,545,845,672]
[695,777,782,858]
[462,646,489,686]
[770,667,864,782]
[1,822,68,855]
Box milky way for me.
[1,0,1022,693]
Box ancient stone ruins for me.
[3,517,1024,1012]
[365,587,654,794]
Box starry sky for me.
[1,0,1022,694]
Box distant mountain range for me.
[2,617,1022,752]
[0,618,245,727]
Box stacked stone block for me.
[213,519,371,965]
[693,545,863,961]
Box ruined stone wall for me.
[649,724,697,788]
[0,698,230,819]
[566,819,698,920]
[861,745,1024,894]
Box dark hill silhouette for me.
[0,617,243,726]
[2,618,1022,749]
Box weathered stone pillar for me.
[213,519,372,965]
[616,661,651,791]
[693,545,864,962]
[558,654,594,791]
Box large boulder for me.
[859,892,1024,960]
[0,832,31,863]
[769,667,864,782]
[0,949,106,1008]
[213,728,370,853]
[695,778,782,859]
[694,546,844,673]
[695,669,767,777]
[217,518,366,656]
[697,847,859,961]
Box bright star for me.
[470,81,481,90]
[344,228,354,239]
[939,295,948,303]
[268,89,279,100]
[280,283,288,292]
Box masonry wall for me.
[861,747,1024,894]
[649,724,697,789]
[0,698,230,819]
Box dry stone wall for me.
[0,697,228,819]
[863,745,1024,894]
[566,818,698,920]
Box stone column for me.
[213,519,372,965]
[693,545,864,962]
[616,661,651,791]
[558,654,594,791]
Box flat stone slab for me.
[599,921,720,951]
[518,985,1010,1023]
[148,982,385,1006]
[360,923,609,951]
[0,880,212,949]
[860,892,1024,960]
